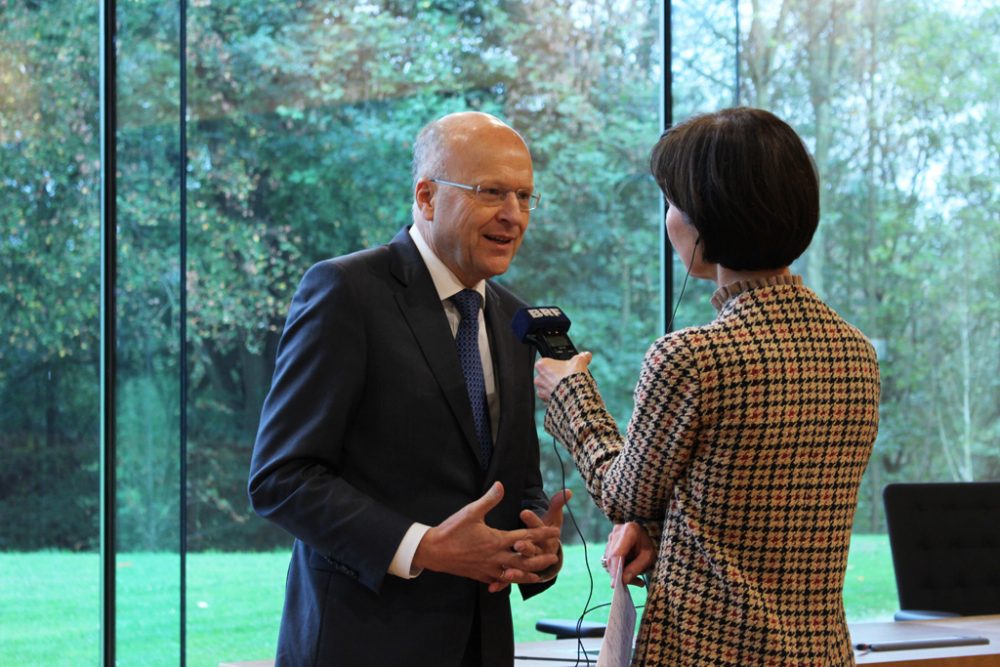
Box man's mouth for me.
[485,234,515,245]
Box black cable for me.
[551,441,648,667]
[550,436,595,666]
[545,239,696,665]
[666,240,696,332]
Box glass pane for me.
[115,2,182,663]
[184,1,662,661]
[506,0,662,639]
[670,0,740,327]
[0,2,101,665]
[678,0,1000,623]
[746,0,999,620]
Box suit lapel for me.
[483,282,516,482]
[387,228,484,466]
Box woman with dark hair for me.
[534,107,880,666]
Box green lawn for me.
[0,536,897,666]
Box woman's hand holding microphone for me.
[533,351,593,403]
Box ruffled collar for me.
[710,274,803,311]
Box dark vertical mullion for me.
[662,0,674,333]
[179,1,189,665]
[99,1,117,665]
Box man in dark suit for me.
[249,111,568,666]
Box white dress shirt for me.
[387,224,499,578]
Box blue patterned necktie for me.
[449,289,492,470]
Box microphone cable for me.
[550,438,648,666]
[665,238,697,332]
[550,434,598,665]
[545,238,697,664]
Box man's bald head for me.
[411,112,529,188]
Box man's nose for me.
[498,191,527,219]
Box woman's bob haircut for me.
[650,107,820,271]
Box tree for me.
[2,0,996,552]
[0,0,101,550]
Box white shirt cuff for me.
[388,522,431,579]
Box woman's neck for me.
[715,265,791,288]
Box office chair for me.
[883,481,1000,621]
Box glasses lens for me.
[512,190,540,212]
[475,187,506,206]
[472,186,539,211]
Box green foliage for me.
[0,1,102,550]
[1,0,997,555]
[674,0,1000,531]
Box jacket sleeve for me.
[248,260,412,594]
[543,334,702,526]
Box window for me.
[1,0,996,664]
[0,3,101,664]
[670,0,1000,621]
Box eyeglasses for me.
[430,178,541,212]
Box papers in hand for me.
[596,558,636,667]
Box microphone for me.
[512,306,579,360]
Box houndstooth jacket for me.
[544,275,880,667]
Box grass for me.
[0,536,897,666]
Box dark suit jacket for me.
[249,226,552,666]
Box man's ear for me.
[414,180,435,220]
